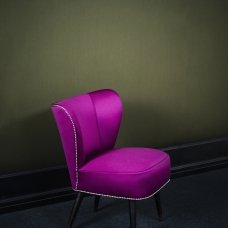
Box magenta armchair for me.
[51,89,170,228]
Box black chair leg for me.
[94,195,100,212]
[128,200,136,228]
[67,192,84,228]
[154,192,163,221]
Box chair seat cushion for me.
[78,147,170,199]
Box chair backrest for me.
[51,89,122,189]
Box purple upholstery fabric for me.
[79,148,170,199]
[51,89,170,199]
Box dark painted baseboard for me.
[164,137,228,177]
[171,156,228,178]
[1,137,228,213]
[0,166,72,213]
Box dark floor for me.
[0,167,228,228]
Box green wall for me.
[1,0,228,174]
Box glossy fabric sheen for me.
[79,148,170,198]
[51,89,171,198]
[80,148,167,173]
[89,91,122,152]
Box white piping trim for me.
[52,104,79,190]
[74,179,170,201]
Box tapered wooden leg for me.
[154,192,163,221]
[94,195,100,212]
[67,192,84,228]
[128,200,136,228]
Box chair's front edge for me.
[75,179,170,200]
